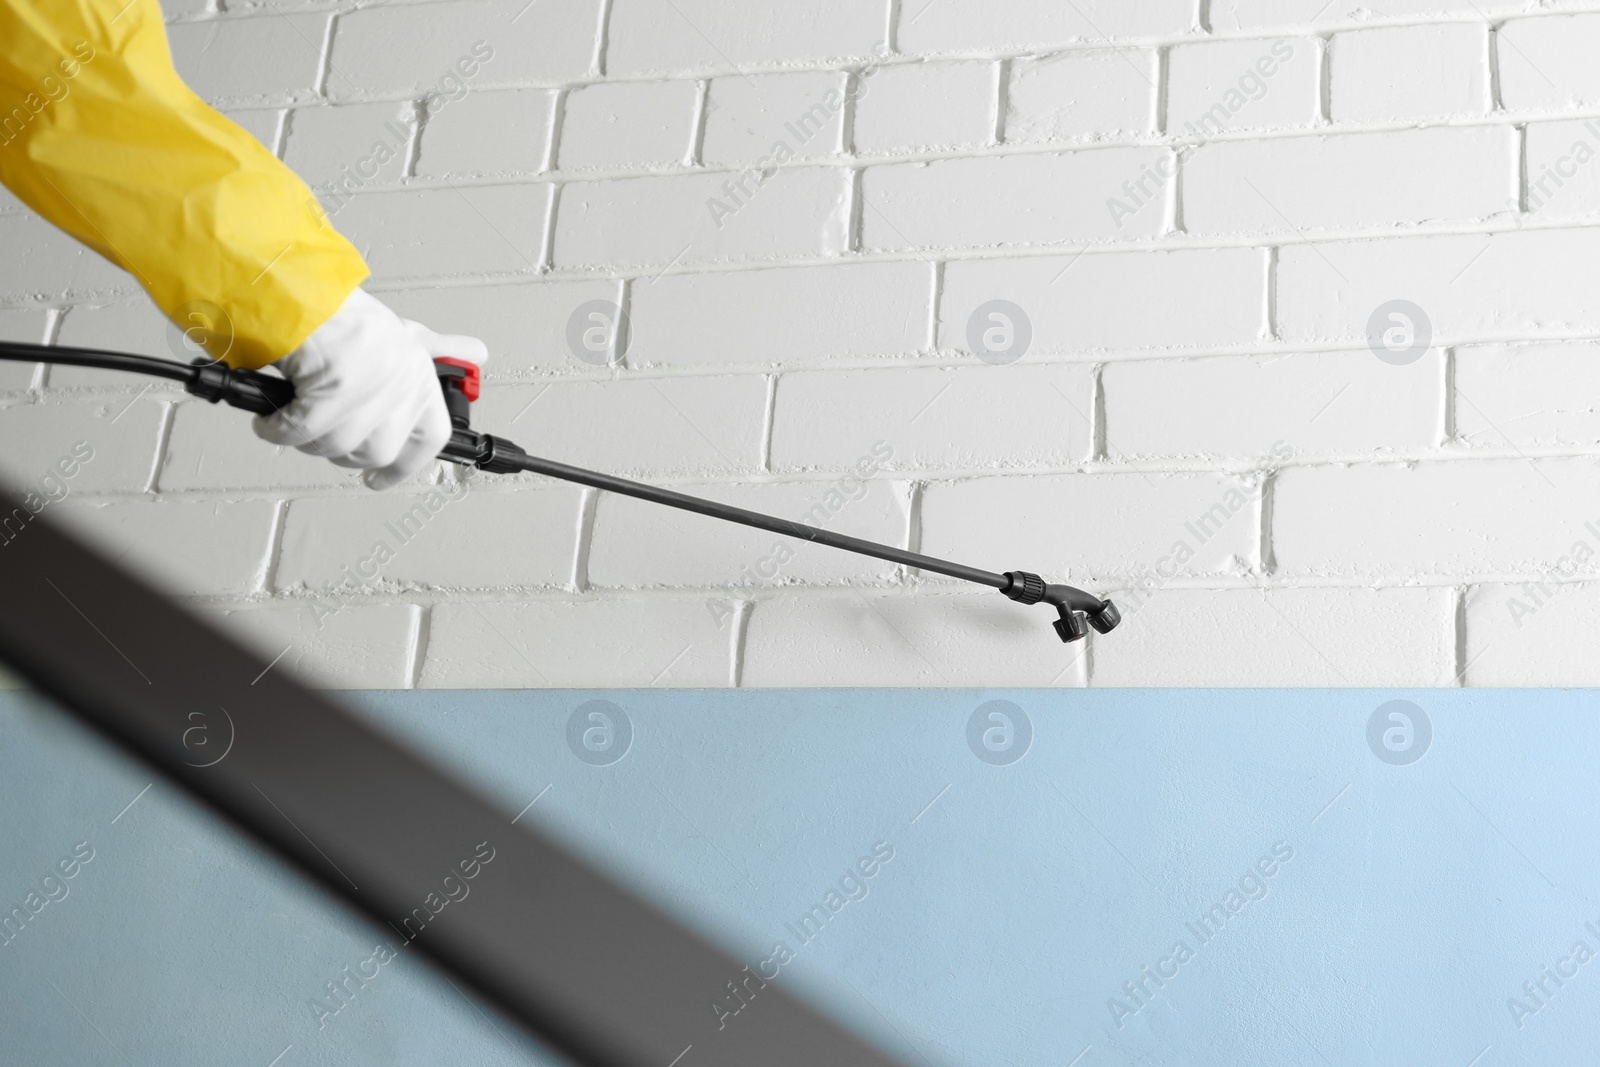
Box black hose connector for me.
[187,360,295,415]
[1004,570,1120,643]
[1001,570,1046,605]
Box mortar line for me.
[594,0,617,76]
[991,59,1010,146]
[847,166,866,253]
[687,80,711,166]
[885,0,903,53]
[573,486,599,592]
[407,603,430,689]
[758,373,779,473]
[1263,245,1279,341]
[730,598,753,687]
[1316,34,1332,125]
[1442,345,1458,444]
[314,12,339,100]
[1090,363,1108,463]
[1515,121,1528,213]
[539,182,562,271]
[1197,0,1212,34]
[614,277,633,367]
[1453,586,1470,686]
[836,69,858,156]
[145,399,179,495]
[1153,46,1169,137]
[926,260,944,351]
[259,498,291,597]
[402,99,428,179]
[1487,22,1504,113]
[1258,469,1277,576]
[543,88,569,174]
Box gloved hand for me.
[253,288,487,491]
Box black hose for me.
[0,341,197,384]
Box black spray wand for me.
[0,341,1119,643]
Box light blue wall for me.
[0,688,1593,1066]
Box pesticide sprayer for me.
[0,342,1120,644]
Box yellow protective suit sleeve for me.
[0,0,369,369]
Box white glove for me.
[254,288,487,491]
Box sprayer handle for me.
[190,357,479,420]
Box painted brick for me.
[168,14,329,107]
[769,364,1094,473]
[1182,127,1514,237]
[49,499,277,597]
[553,168,850,270]
[899,0,1194,54]
[1499,14,1600,112]
[855,62,994,154]
[160,400,356,492]
[590,478,907,588]
[274,483,582,593]
[1273,459,1600,579]
[626,261,931,369]
[329,0,602,99]
[1214,0,1526,33]
[223,108,284,153]
[1165,37,1318,137]
[331,184,551,280]
[420,597,734,686]
[920,472,1260,582]
[940,248,1266,355]
[702,72,848,166]
[469,375,768,477]
[1091,586,1455,686]
[1005,50,1156,144]
[605,0,882,76]
[1329,23,1489,123]
[861,148,1169,251]
[378,278,622,377]
[1277,229,1600,347]
[208,602,418,689]
[283,102,416,188]
[1101,350,1444,461]
[0,398,165,495]
[741,592,1087,686]
[0,310,48,392]
[1454,343,1600,450]
[1465,581,1600,686]
[415,89,556,178]
[1523,119,1600,219]
[0,215,132,305]
[559,81,699,170]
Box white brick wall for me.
[11,0,1600,687]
